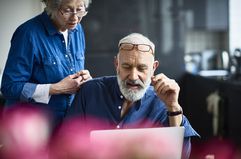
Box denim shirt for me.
[68,76,200,158]
[1,11,86,118]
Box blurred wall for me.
[229,0,241,55]
[0,0,43,86]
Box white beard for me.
[117,74,151,102]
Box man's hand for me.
[151,73,181,111]
[151,73,183,126]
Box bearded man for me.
[67,33,199,159]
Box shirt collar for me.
[139,86,153,104]
[113,77,124,99]
[40,11,79,36]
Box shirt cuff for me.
[20,83,37,102]
[32,84,51,104]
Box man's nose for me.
[129,68,139,80]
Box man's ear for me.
[114,56,118,69]
[153,60,159,71]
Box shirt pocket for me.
[75,52,85,61]
[35,55,64,83]
[75,52,85,70]
[41,56,62,76]
[42,56,61,66]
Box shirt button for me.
[120,95,123,99]
[62,40,65,43]
[70,68,73,71]
[53,62,56,65]
[118,106,122,110]
[65,54,68,58]
[116,125,120,129]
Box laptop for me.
[90,127,185,159]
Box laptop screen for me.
[90,127,184,159]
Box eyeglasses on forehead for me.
[119,43,154,55]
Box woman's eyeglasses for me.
[59,9,87,18]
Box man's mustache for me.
[125,79,145,88]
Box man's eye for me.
[138,67,147,71]
[122,65,131,69]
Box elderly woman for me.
[1,0,92,128]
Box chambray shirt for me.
[1,11,86,122]
[68,76,199,158]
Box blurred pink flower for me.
[49,117,103,159]
[191,137,241,159]
[0,105,50,159]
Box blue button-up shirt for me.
[68,76,199,158]
[1,11,86,121]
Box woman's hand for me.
[49,70,92,95]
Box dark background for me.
[82,0,186,79]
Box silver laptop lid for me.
[90,127,185,159]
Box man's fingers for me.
[152,75,178,95]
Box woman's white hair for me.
[118,33,155,54]
[41,0,91,15]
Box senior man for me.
[67,33,199,158]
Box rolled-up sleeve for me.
[181,115,200,137]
